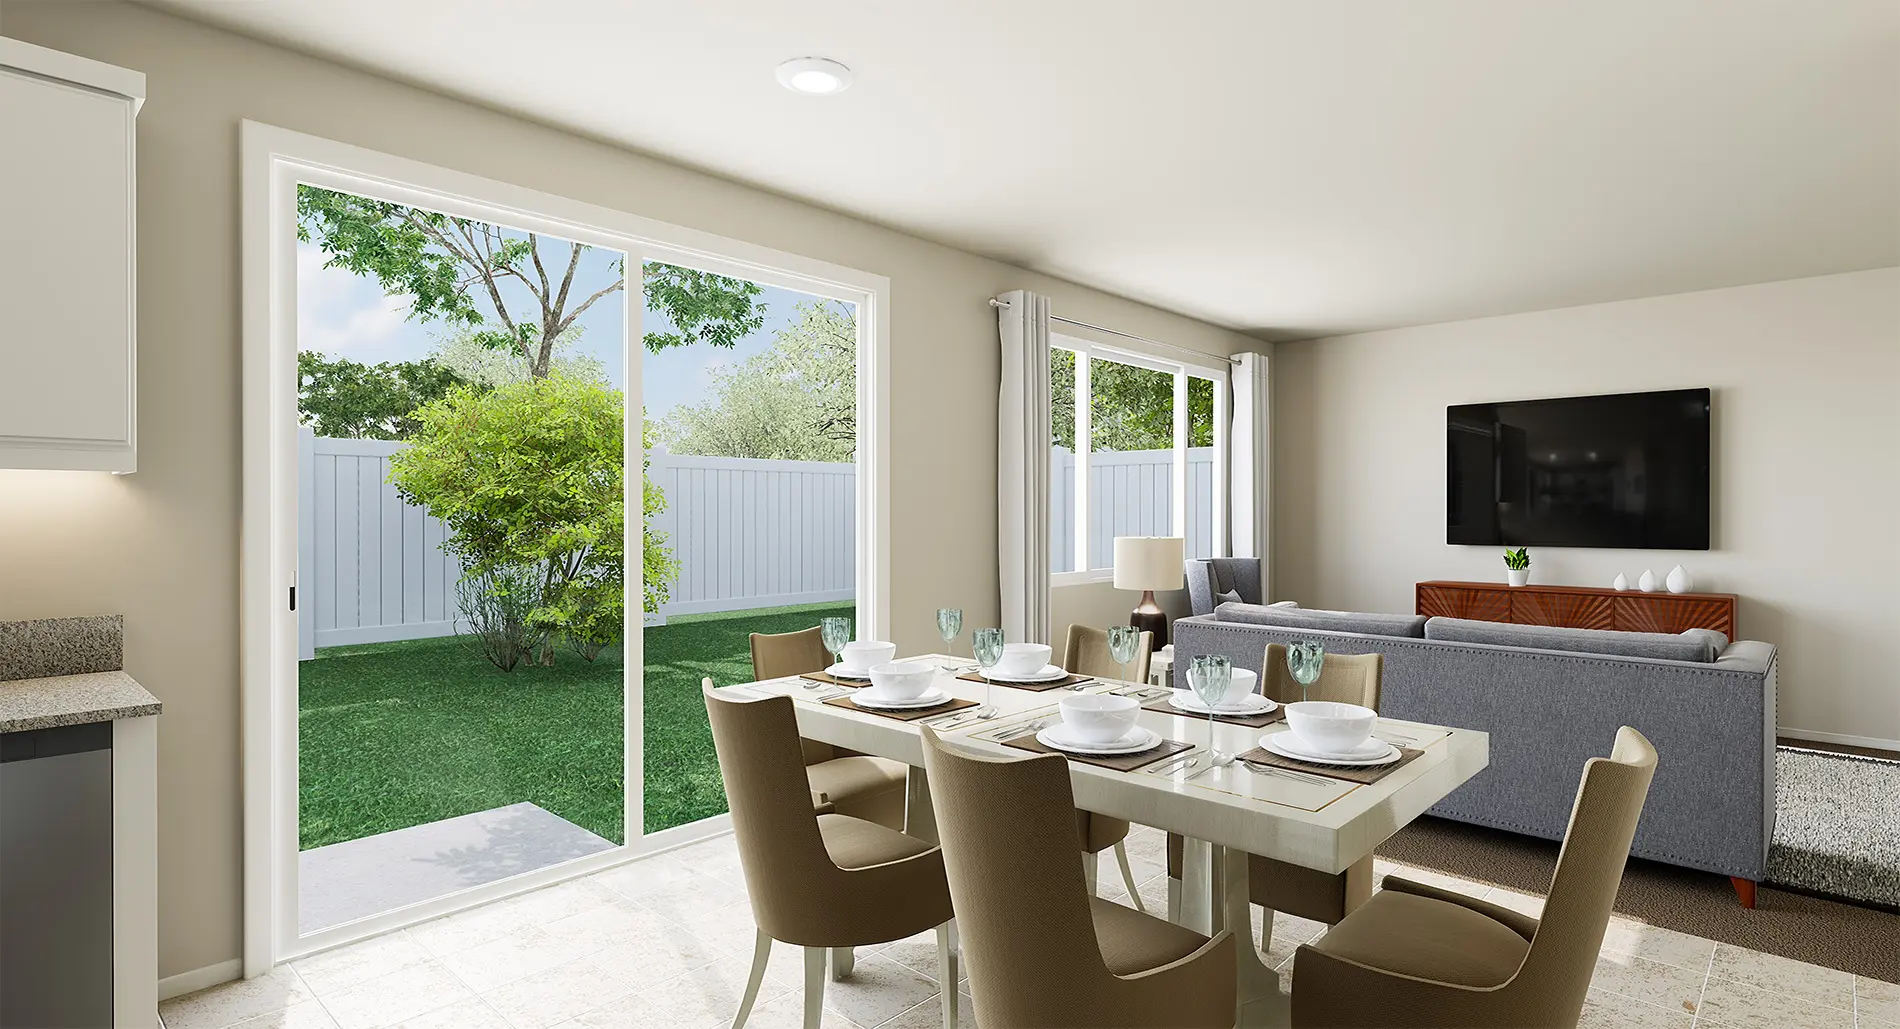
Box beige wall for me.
[0,2,1257,978]
[1272,267,1900,747]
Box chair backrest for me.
[1514,727,1659,1018]
[702,680,841,941]
[919,727,1125,1024]
[1184,558,1263,615]
[1064,624,1154,682]
[750,627,837,764]
[1261,644,1382,709]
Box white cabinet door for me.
[0,66,137,471]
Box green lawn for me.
[297,601,853,850]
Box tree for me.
[658,300,856,461]
[297,351,466,440]
[431,323,607,389]
[1050,348,1215,451]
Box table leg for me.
[1178,837,1215,934]
[905,766,938,844]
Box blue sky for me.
[297,229,836,418]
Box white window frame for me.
[239,122,890,973]
[1050,334,1228,586]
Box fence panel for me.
[1050,446,1215,572]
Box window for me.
[1050,336,1226,582]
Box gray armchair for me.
[1184,558,1263,616]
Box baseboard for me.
[159,958,242,1001]
[1779,728,1900,753]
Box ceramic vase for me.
[1507,568,1530,587]
[1613,573,1629,591]
[1666,565,1692,594]
[1639,569,1658,592]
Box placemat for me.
[800,671,872,688]
[822,693,978,722]
[1141,693,1287,729]
[1238,743,1423,785]
[1002,732,1193,772]
[957,671,1092,692]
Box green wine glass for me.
[971,627,1005,719]
[1106,625,1140,685]
[936,608,964,671]
[1286,640,1325,702]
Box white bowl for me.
[839,640,897,672]
[1058,693,1139,745]
[1285,701,1377,756]
[1207,668,1259,709]
[994,642,1053,678]
[866,661,936,701]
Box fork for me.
[993,718,1052,742]
[1242,759,1332,785]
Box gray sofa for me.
[1172,602,1778,892]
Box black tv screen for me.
[1447,388,1710,550]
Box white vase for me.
[1612,573,1629,591]
[1638,569,1658,592]
[1507,568,1530,587]
[1666,565,1693,594]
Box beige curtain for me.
[996,290,1052,644]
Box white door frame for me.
[240,121,891,973]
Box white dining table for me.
[716,654,1489,1027]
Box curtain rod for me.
[988,297,1242,366]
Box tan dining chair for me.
[703,681,958,1029]
[1065,624,1156,910]
[919,725,1237,1028]
[751,626,908,830]
[1291,726,1659,1028]
[1166,647,1384,941]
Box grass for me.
[297,600,853,850]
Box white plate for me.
[982,664,1070,684]
[852,686,953,710]
[1036,723,1162,755]
[1168,691,1277,716]
[824,662,875,680]
[1260,732,1401,767]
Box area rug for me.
[1767,746,1900,910]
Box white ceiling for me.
[151,0,1900,339]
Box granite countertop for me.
[0,671,162,733]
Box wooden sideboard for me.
[1416,580,1738,637]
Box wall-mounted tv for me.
[1447,388,1711,550]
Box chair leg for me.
[935,922,959,1029]
[829,946,854,981]
[803,946,826,1029]
[1166,874,1183,924]
[1082,851,1100,895]
[732,929,772,1029]
[1112,840,1146,913]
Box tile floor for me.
[163,825,1899,1029]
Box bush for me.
[456,564,546,671]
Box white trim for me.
[1051,569,1114,588]
[158,959,243,1003]
[241,122,890,974]
[0,37,145,107]
[1778,728,1900,754]
[113,717,158,1025]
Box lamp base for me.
[1130,589,1168,648]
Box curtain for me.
[1229,351,1271,590]
[996,290,1052,644]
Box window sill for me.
[1051,570,1115,588]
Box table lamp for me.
[1113,536,1184,646]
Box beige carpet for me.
[1378,816,1900,983]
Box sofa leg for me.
[1730,877,1757,909]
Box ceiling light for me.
[776,57,852,95]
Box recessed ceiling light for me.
[776,57,852,95]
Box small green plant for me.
[1503,547,1531,570]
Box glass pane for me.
[1186,375,1217,558]
[1088,356,1174,570]
[1049,347,1076,573]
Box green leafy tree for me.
[431,323,607,389]
[658,300,856,461]
[389,377,626,666]
[1050,348,1215,451]
[297,351,466,440]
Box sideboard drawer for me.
[1613,595,1736,637]
[1417,584,1510,622]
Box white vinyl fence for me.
[1051,446,1217,570]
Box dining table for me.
[714,653,1490,1028]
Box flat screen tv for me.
[1447,388,1710,550]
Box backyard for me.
[298,600,854,849]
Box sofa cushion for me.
[1423,617,1719,662]
[1215,602,1428,638]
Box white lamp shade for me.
[1113,536,1185,591]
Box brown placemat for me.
[822,693,977,721]
[800,671,872,687]
[957,671,1093,692]
[1239,743,1423,785]
[1140,693,1287,729]
[1002,732,1193,772]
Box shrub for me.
[456,564,545,671]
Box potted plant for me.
[1503,547,1531,587]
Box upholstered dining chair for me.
[1166,646,1384,940]
[703,681,958,1029]
[751,626,908,829]
[1065,624,1156,909]
[918,726,1237,1028]
[1291,726,1659,1028]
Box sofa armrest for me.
[1714,640,1775,674]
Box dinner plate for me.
[1168,691,1276,716]
[1036,723,1162,755]
[852,686,953,710]
[982,664,1071,684]
[823,662,875,681]
[1260,731,1401,767]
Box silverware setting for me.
[1150,751,1200,776]
[924,711,979,731]
[1241,759,1333,785]
[1374,731,1418,747]
[1184,763,1219,782]
[990,718,1052,742]
[1063,678,1098,691]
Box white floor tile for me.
[228,1000,341,1029]
[391,997,514,1029]
[293,932,434,996]
[161,966,317,1029]
[479,957,635,1029]
[437,926,591,992]
[321,961,477,1029]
